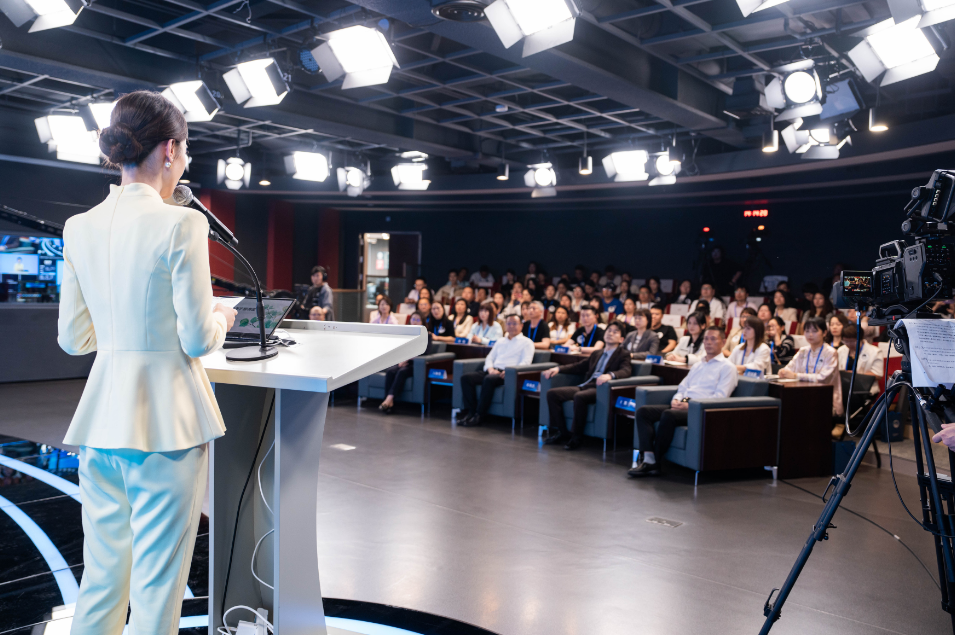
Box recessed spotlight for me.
[259,180,271,186]
[179,179,191,184]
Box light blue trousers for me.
[70,444,207,635]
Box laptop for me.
[220,297,295,343]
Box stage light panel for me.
[485,0,579,57]
[391,163,430,190]
[284,151,330,182]
[87,101,115,130]
[223,58,288,107]
[0,0,87,32]
[736,0,791,17]
[338,166,370,197]
[35,115,100,164]
[311,25,399,89]
[848,17,939,86]
[162,81,219,122]
[602,150,649,182]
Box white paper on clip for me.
[898,319,955,388]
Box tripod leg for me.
[914,398,955,583]
[758,394,889,634]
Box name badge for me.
[744,368,764,379]
[455,337,469,344]
[554,345,570,353]
[522,380,541,393]
[428,369,447,380]
[487,340,497,347]
[646,355,663,364]
[615,396,636,412]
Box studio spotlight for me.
[311,25,399,89]
[284,151,329,182]
[888,0,955,28]
[496,163,510,180]
[0,0,87,32]
[602,150,649,182]
[85,101,115,130]
[223,58,289,107]
[762,128,779,152]
[217,157,251,190]
[764,59,823,122]
[848,16,940,87]
[780,119,850,160]
[869,107,889,132]
[735,0,791,17]
[337,165,370,197]
[34,115,100,164]
[578,155,592,176]
[391,163,430,190]
[649,151,680,186]
[259,179,271,186]
[162,81,219,122]
[485,0,579,57]
[523,162,556,197]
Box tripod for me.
[759,326,955,634]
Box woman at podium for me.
[56,91,238,634]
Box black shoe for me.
[627,460,661,478]
[543,432,569,446]
[563,436,584,451]
[379,402,392,413]
[459,414,483,427]
[456,410,470,423]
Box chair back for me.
[661,314,683,328]
[669,303,690,318]
[660,279,674,294]
[731,376,770,397]
[532,350,552,363]
[632,361,653,376]
[841,370,876,395]
[426,341,447,355]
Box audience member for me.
[839,324,885,380]
[598,265,622,289]
[303,265,333,320]
[549,306,576,347]
[501,284,523,317]
[621,308,660,360]
[671,279,694,305]
[500,269,517,297]
[525,278,539,300]
[461,286,480,317]
[542,284,558,313]
[521,288,534,305]
[458,314,534,427]
[617,297,638,329]
[667,311,706,367]
[436,270,460,304]
[523,261,539,284]
[702,246,743,295]
[798,292,834,333]
[520,301,532,324]
[429,302,455,341]
[418,287,433,305]
[826,313,850,350]
[556,280,569,299]
[492,292,506,316]
[416,297,432,327]
[559,293,574,316]
[588,297,605,321]
[694,283,725,321]
[845,308,880,342]
[451,298,474,337]
[458,267,470,288]
[726,284,754,319]
[469,302,503,345]
[798,282,820,312]
[778,316,843,431]
[522,301,552,350]
[629,326,738,477]
[691,297,711,325]
[650,304,678,353]
[722,306,757,356]
[571,305,605,354]
[370,297,398,324]
[617,280,633,304]
[601,283,624,314]
[571,286,587,313]
[634,285,654,310]
[405,276,427,303]
[766,316,796,366]
[648,277,665,302]
[583,281,597,299]
[377,312,429,413]
[470,265,495,289]
[772,290,798,322]
[541,322,632,450]
[757,303,773,327]
[308,305,325,321]
[475,287,489,305]
[571,265,587,288]
[727,315,771,375]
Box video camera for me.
[835,169,955,324]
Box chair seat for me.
[475,385,506,405]
[561,401,595,424]
[365,372,388,389]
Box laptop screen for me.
[223,297,295,340]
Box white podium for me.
[202,320,427,635]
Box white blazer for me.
[58,183,228,452]
[728,342,772,375]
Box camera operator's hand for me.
[932,423,955,451]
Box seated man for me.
[436,269,460,305]
[634,285,653,310]
[693,283,725,322]
[601,283,624,315]
[650,304,678,354]
[628,326,738,477]
[405,276,428,303]
[541,322,632,450]
[523,301,552,350]
[726,284,754,319]
[458,314,534,427]
[570,305,605,354]
[461,285,480,317]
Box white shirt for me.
[470,272,495,288]
[728,342,772,375]
[784,344,843,416]
[700,297,726,320]
[672,335,705,367]
[436,282,458,303]
[550,322,576,342]
[726,299,758,318]
[469,321,503,345]
[408,288,424,302]
[838,341,885,376]
[674,354,739,401]
[369,311,398,325]
[484,333,535,372]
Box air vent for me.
[431,1,486,22]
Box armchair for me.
[538,361,661,451]
[632,377,781,486]
[357,342,452,415]
[451,350,555,429]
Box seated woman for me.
[621,308,660,360]
[369,296,398,325]
[416,296,432,328]
[766,316,796,366]
[727,315,772,375]
[428,301,456,341]
[469,302,503,345]
[647,276,665,302]
[501,283,523,317]
[570,285,587,313]
[450,298,474,338]
[666,311,706,366]
[616,297,639,330]
[778,316,843,436]
[722,306,757,356]
[826,313,850,351]
[588,297,606,324]
[772,290,798,323]
[379,312,433,413]
[492,292,506,316]
[521,287,535,305]
[617,279,633,304]
[671,279,694,305]
[549,305,576,347]
[798,292,834,334]
[690,297,711,325]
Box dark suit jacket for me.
[557,347,632,384]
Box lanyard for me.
[479,323,491,338]
[769,340,775,362]
[740,340,749,364]
[584,326,597,347]
[529,321,540,341]
[806,347,824,374]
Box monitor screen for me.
[0,253,39,275]
[0,236,65,302]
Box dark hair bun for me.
[100,122,144,165]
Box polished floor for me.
[0,379,953,634]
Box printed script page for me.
[899,319,955,388]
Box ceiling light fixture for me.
[735,0,791,17]
[392,163,430,190]
[496,163,510,180]
[259,180,271,186]
[217,157,251,190]
[524,161,556,197]
[888,0,955,28]
[485,0,580,57]
[869,107,889,132]
[311,25,399,89]
[34,115,100,164]
[223,58,289,107]
[83,101,115,130]
[337,164,370,197]
[762,128,779,152]
[780,119,850,160]
[602,150,649,182]
[848,16,940,86]
[764,59,823,122]
[285,151,330,182]
[579,131,592,175]
[649,151,681,186]
[162,81,220,122]
[0,0,87,32]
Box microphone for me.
[171,185,238,247]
